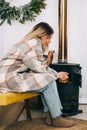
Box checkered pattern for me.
[0,38,58,93]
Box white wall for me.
[0,0,87,103]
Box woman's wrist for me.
[57,73,60,78]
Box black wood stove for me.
[51,63,82,116]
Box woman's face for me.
[40,34,53,47]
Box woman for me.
[0,22,75,127]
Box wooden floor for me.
[19,104,87,121]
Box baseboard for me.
[79,98,87,104]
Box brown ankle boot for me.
[52,116,75,128]
[45,112,52,126]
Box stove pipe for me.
[58,0,68,63]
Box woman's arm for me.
[22,54,47,73]
[45,50,55,65]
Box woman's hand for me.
[46,50,55,65]
[57,72,69,81]
[48,50,55,57]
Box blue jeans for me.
[37,80,63,118]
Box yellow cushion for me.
[0,92,39,106]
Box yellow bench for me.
[0,92,39,120]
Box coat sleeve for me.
[22,53,58,80]
[22,54,48,73]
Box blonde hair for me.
[22,22,54,41]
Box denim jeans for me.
[37,80,63,118]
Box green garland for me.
[0,0,47,25]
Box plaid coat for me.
[0,38,58,93]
